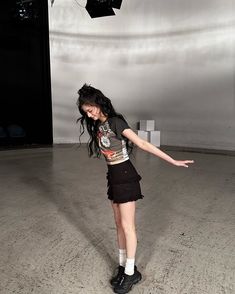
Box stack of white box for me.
[137,120,160,147]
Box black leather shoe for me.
[113,267,142,294]
[110,266,125,287]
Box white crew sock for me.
[124,258,135,275]
[119,249,126,267]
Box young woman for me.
[76,84,194,294]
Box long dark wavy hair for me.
[76,83,133,157]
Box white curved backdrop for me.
[49,0,235,150]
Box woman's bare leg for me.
[111,201,142,291]
[118,201,137,259]
[111,201,126,249]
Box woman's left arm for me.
[122,129,194,168]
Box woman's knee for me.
[121,220,136,235]
[115,217,123,230]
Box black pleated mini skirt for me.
[106,160,144,204]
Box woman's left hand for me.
[173,160,194,168]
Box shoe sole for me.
[113,273,142,294]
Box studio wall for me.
[48,0,235,150]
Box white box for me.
[137,130,149,141]
[149,131,160,146]
[139,120,155,131]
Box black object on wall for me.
[0,0,53,148]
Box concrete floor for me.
[0,145,234,294]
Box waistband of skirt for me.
[107,158,129,167]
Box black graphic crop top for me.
[97,117,130,165]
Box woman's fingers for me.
[175,160,194,167]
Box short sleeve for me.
[109,117,131,139]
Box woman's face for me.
[81,104,106,122]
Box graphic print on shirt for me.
[97,119,129,164]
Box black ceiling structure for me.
[51,0,123,18]
[86,0,123,18]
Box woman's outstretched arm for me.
[122,129,194,168]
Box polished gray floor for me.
[0,145,234,294]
